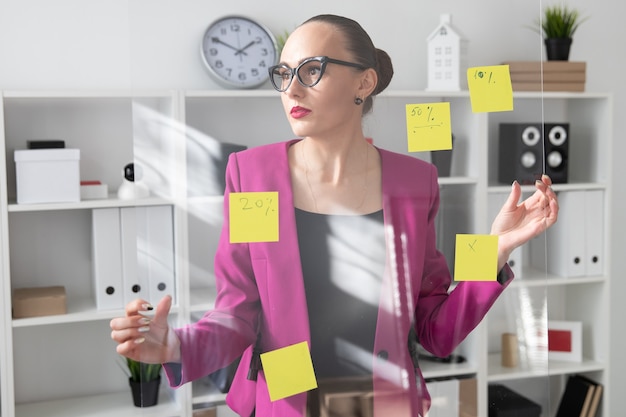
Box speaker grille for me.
[498,123,569,184]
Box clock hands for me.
[211,37,241,54]
[212,37,258,58]
[235,40,256,56]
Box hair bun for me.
[374,48,394,95]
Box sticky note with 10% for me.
[229,191,279,243]
[454,234,499,281]
[467,65,514,113]
[405,102,452,152]
[261,341,318,402]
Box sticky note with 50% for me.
[229,191,279,243]
[454,234,499,281]
[261,341,318,402]
[406,102,452,152]
[467,65,514,113]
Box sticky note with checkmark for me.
[454,234,499,281]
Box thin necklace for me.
[301,140,369,213]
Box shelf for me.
[192,380,227,407]
[438,177,478,186]
[7,195,173,213]
[380,91,609,100]
[181,89,610,100]
[184,89,278,99]
[506,267,607,288]
[2,90,175,99]
[487,353,605,382]
[421,359,477,380]
[185,89,472,99]
[14,390,179,417]
[380,90,471,99]
[12,296,180,328]
[488,182,608,193]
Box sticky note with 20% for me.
[405,102,452,152]
[261,341,318,402]
[229,191,279,243]
[454,234,499,281]
[467,65,514,113]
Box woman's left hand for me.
[491,174,559,269]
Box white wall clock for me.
[201,15,278,89]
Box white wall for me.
[1,0,625,412]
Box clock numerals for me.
[201,16,278,88]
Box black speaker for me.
[498,123,569,184]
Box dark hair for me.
[302,14,394,114]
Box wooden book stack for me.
[503,61,586,92]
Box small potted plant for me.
[535,5,588,60]
[275,29,291,56]
[126,358,162,407]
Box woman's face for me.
[278,22,367,140]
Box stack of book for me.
[555,375,603,417]
[503,61,586,92]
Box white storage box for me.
[15,148,80,204]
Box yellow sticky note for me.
[229,191,279,243]
[467,65,514,113]
[261,341,317,402]
[406,102,452,152]
[454,234,499,281]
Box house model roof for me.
[427,13,467,42]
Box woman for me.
[110,14,558,417]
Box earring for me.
[354,97,364,105]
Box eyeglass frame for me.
[268,56,368,92]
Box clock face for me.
[201,16,278,89]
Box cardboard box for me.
[15,148,80,204]
[315,377,373,417]
[12,286,67,318]
[80,180,108,200]
[192,408,217,417]
[459,378,477,417]
[425,377,477,417]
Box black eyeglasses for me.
[268,56,367,92]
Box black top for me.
[295,208,386,378]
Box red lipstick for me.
[290,106,311,119]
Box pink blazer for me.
[167,140,513,417]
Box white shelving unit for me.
[0,91,191,417]
[484,93,612,417]
[0,89,611,417]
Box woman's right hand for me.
[110,295,181,364]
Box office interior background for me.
[0,0,624,415]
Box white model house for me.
[427,14,468,91]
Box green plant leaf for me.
[126,357,162,382]
[275,29,291,56]
[535,5,588,39]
